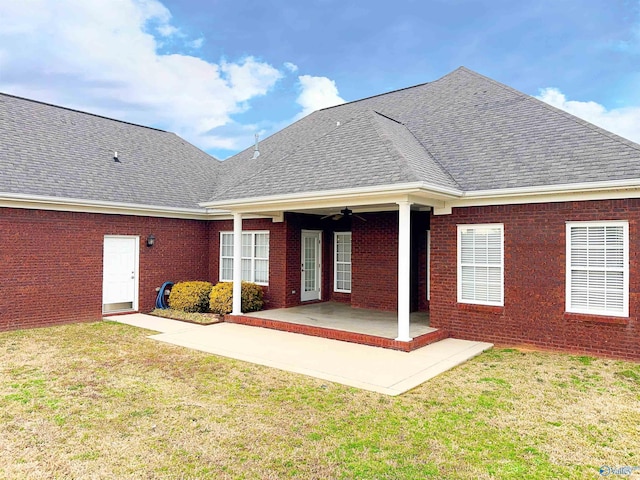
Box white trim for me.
[301,230,322,302]
[396,201,413,341]
[231,214,243,315]
[457,223,504,307]
[465,178,640,199]
[333,232,352,293]
[102,235,139,313]
[220,230,270,286]
[9,178,640,221]
[565,220,629,317]
[0,192,217,219]
[200,182,462,211]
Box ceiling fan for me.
[321,207,367,221]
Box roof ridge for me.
[318,66,475,114]
[527,95,640,154]
[368,111,421,182]
[454,69,640,154]
[318,82,429,113]
[209,111,359,201]
[369,111,461,189]
[0,92,168,133]
[403,122,461,189]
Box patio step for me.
[224,314,449,352]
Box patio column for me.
[396,200,413,342]
[232,212,243,315]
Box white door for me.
[103,236,139,313]
[301,231,322,301]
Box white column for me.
[396,201,412,341]
[232,212,243,315]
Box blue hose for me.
[155,281,174,309]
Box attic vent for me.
[252,133,260,159]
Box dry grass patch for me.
[149,308,222,325]
[0,323,638,479]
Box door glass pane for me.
[304,236,316,292]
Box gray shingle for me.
[5,66,640,210]
[0,93,222,210]
[215,67,640,202]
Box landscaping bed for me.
[148,308,223,325]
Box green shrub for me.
[208,282,233,315]
[241,282,265,313]
[209,282,264,315]
[168,281,213,313]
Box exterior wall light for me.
[146,234,156,247]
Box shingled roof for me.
[212,66,640,203]
[0,93,222,210]
[3,67,640,213]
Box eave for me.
[200,178,640,216]
[0,192,225,220]
[199,182,463,214]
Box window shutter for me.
[458,225,503,305]
[567,222,628,316]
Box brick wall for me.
[208,218,287,309]
[351,212,398,311]
[430,199,639,359]
[0,207,209,331]
[205,211,430,312]
[350,211,429,312]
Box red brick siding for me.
[283,213,335,307]
[430,200,639,359]
[0,208,209,331]
[206,212,430,312]
[207,218,287,309]
[351,212,398,311]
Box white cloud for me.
[190,37,205,49]
[295,75,345,117]
[221,58,283,103]
[536,87,640,144]
[284,62,298,73]
[157,24,179,37]
[0,0,284,154]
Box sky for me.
[0,0,639,160]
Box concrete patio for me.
[226,302,445,351]
[108,313,493,396]
[247,302,434,338]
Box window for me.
[220,231,269,285]
[457,224,504,306]
[566,221,628,317]
[334,232,352,293]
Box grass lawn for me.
[0,322,638,479]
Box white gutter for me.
[464,178,640,199]
[0,192,228,220]
[199,181,463,210]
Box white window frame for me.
[566,221,629,317]
[457,224,504,306]
[334,232,352,293]
[220,230,269,286]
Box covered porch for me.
[225,302,448,352]
[202,182,460,349]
